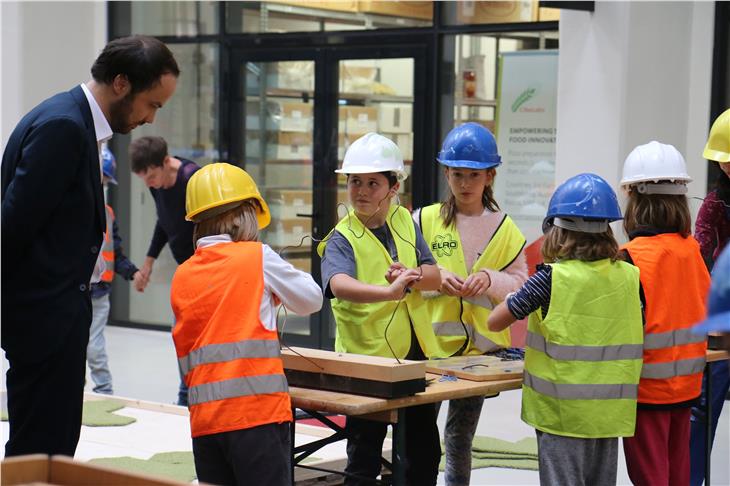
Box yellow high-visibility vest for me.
[522,259,643,438]
[419,203,525,355]
[318,205,443,359]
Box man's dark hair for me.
[91,35,180,94]
[130,136,168,173]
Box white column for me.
[556,1,714,229]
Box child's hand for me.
[388,268,422,299]
[461,270,491,297]
[440,269,464,296]
[385,262,407,283]
[133,270,148,292]
[272,294,282,306]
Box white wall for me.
[556,1,714,234]
[1,1,107,147]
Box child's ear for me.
[391,181,400,194]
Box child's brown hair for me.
[622,191,691,237]
[193,200,261,243]
[542,225,619,263]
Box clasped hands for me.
[439,268,491,297]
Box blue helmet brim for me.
[437,158,501,170]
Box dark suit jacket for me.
[2,85,105,361]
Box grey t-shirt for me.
[320,223,436,298]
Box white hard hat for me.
[336,132,408,181]
[620,141,692,194]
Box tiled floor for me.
[2,325,729,485]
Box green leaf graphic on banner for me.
[511,88,536,112]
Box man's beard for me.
[109,94,135,134]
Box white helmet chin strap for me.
[635,182,688,195]
[553,217,609,233]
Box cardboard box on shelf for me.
[358,1,433,20]
[378,105,412,134]
[264,161,313,188]
[267,189,313,219]
[266,60,315,91]
[456,0,536,24]
[538,6,560,21]
[265,218,312,248]
[339,106,378,134]
[341,65,378,94]
[271,0,358,13]
[267,131,313,160]
[246,101,313,133]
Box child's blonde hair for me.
[623,191,691,238]
[440,168,499,228]
[193,200,260,243]
[542,225,619,263]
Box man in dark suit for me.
[1,35,179,457]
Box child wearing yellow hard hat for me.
[171,163,322,486]
[318,133,443,485]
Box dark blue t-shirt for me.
[146,158,200,264]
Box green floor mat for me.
[90,451,196,483]
[82,399,137,427]
[1,399,136,426]
[439,435,539,472]
[471,436,537,458]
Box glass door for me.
[233,54,322,347]
[231,46,427,350]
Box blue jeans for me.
[88,294,113,394]
[689,361,730,486]
[173,318,189,406]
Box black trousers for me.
[4,314,89,457]
[344,402,442,486]
[192,422,292,486]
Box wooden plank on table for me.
[285,369,424,398]
[282,347,425,382]
[290,373,522,417]
[426,355,524,382]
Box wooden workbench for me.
[290,372,523,422]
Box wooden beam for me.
[282,347,425,382]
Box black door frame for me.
[229,41,431,349]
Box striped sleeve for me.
[506,264,552,320]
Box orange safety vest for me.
[101,205,115,282]
[623,233,710,404]
[170,241,292,438]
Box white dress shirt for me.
[80,83,113,284]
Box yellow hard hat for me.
[703,108,730,163]
[185,163,271,229]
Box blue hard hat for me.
[437,122,501,170]
[694,246,730,333]
[543,173,622,232]
[102,146,117,185]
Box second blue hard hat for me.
[543,173,622,232]
[102,146,118,185]
[437,122,501,170]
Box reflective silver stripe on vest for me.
[179,339,281,377]
[433,321,499,353]
[462,294,494,310]
[524,370,638,400]
[640,356,706,380]
[188,373,289,406]
[643,328,707,350]
[527,331,643,362]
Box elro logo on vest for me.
[432,234,458,257]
